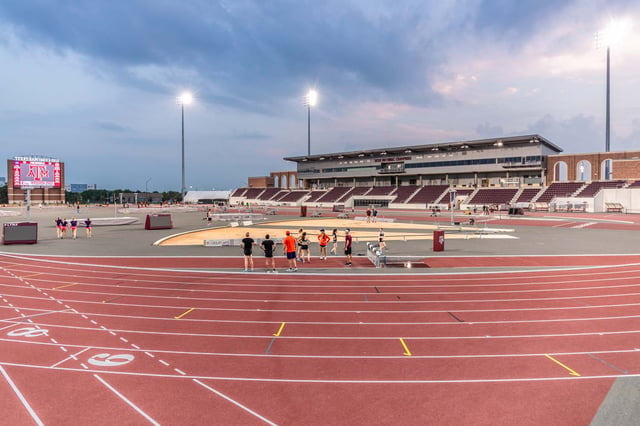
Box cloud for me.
[94,121,131,133]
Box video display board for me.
[13,157,61,188]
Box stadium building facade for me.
[284,134,561,189]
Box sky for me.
[0,0,639,192]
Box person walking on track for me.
[330,228,338,255]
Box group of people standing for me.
[54,217,92,239]
[240,227,354,272]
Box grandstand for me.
[534,182,584,203]
[231,134,640,213]
[406,185,449,204]
[467,188,518,205]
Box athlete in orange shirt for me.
[283,230,298,272]
[317,229,331,260]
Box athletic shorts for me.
[244,252,252,256]
[344,248,352,255]
[286,252,296,259]
[265,253,273,258]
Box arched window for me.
[576,160,592,181]
[554,161,568,182]
[601,159,613,181]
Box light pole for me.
[597,19,630,180]
[177,92,193,201]
[303,89,318,156]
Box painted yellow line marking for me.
[273,322,286,337]
[53,283,77,290]
[545,354,581,376]
[174,308,195,319]
[22,273,43,279]
[399,338,412,356]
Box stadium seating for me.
[467,188,518,205]
[243,188,265,200]
[231,188,248,197]
[366,186,396,196]
[575,180,626,197]
[534,182,584,203]
[392,186,420,203]
[515,188,542,203]
[316,187,351,203]
[337,186,371,203]
[256,188,282,201]
[406,185,449,204]
[305,190,328,203]
[278,191,310,202]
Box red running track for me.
[1,253,640,424]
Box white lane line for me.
[144,352,155,358]
[93,374,160,426]
[193,378,277,426]
[174,368,186,375]
[0,365,44,425]
[50,347,91,368]
[159,360,169,366]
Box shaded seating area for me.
[535,182,584,203]
[392,186,420,203]
[305,190,327,203]
[467,188,518,205]
[278,191,310,202]
[605,202,624,212]
[366,186,396,196]
[515,188,541,203]
[316,187,351,203]
[243,188,265,199]
[256,188,281,200]
[337,186,371,203]
[576,180,626,197]
[407,185,449,204]
[231,188,248,197]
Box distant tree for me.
[0,185,7,204]
[65,191,80,204]
[162,191,182,202]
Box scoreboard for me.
[13,157,61,188]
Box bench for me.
[311,212,322,217]
[605,202,623,212]
[337,213,349,219]
[266,209,276,215]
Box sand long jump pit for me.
[156,218,516,246]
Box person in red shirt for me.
[283,230,298,272]
[317,229,331,260]
[344,228,353,266]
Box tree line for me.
[0,185,182,204]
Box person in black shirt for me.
[241,232,255,272]
[260,234,277,273]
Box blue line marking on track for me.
[587,353,629,374]
[265,337,277,354]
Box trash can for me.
[300,206,307,217]
[433,230,445,252]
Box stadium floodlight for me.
[596,19,631,180]
[303,89,318,156]
[177,92,193,201]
